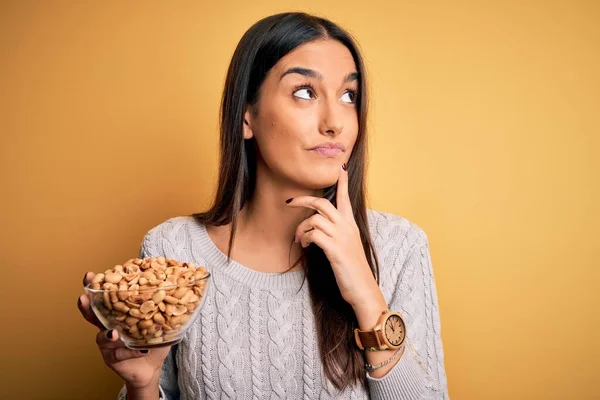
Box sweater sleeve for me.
[116,228,182,399]
[366,230,450,399]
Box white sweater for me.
[118,209,449,399]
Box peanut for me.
[152,290,166,304]
[103,292,112,310]
[153,312,166,325]
[117,283,129,301]
[113,302,130,314]
[140,291,153,301]
[129,308,144,319]
[138,319,153,329]
[185,303,196,312]
[109,291,119,304]
[172,287,188,299]
[179,290,195,305]
[140,300,155,315]
[105,272,122,284]
[127,275,140,286]
[168,314,190,326]
[144,309,158,320]
[173,305,187,316]
[165,304,176,316]
[125,316,140,327]
[125,300,141,309]
[146,324,158,335]
[142,271,156,281]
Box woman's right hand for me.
[78,272,172,393]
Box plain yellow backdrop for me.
[1,1,598,399]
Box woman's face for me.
[244,39,359,190]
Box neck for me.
[238,164,322,250]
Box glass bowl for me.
[85,262,210,350]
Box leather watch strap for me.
[357,331,380,349]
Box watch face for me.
[384,314,405,346]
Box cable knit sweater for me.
[118,209,449,399]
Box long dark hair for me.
[193,12,380,390]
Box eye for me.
[340,90,357,104]
[293,87,315,100]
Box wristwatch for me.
[354,310,406,351]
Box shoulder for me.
[142,215,197,242]
[140,216,199,257]
[366,208,429,253]
[366,209,431,300]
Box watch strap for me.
[357,330,381,350]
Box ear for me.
[243,108,254,140]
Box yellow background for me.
[1,1,598,399]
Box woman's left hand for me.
[286,164,382,309]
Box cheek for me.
[253,120,305,169]
[347,113,360,149]
[260,109,315,147]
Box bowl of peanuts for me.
[84,256,210,349]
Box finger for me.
[295,214,335,243]
[83,271,95,287]
[96,328,122,348]
[336,163,352,219]
[96,330,147,363]
[78,294,105,330]
[300,228,333,250]
[110,346,149,363]
[287,196,340,223]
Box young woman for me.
[78,12,449,399]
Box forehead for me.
[273,39,357,79]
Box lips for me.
[312,148,343,157]
[308,142,345,158]
[310,142,345,151]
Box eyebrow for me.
[280,67,359,84]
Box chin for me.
[296,165,339,190]
[304,178,337,190]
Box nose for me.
[318,100,343,137]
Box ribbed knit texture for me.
[118,209,449,399]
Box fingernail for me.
[342,163,348,171]
[140,349,149,354]
[107,330,113,339]
[82,272,88,286]
[77,297,82,307]
[285,198,293,204]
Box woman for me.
[78,12,449,399]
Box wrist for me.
[126,378,160,400]
[351,289,388,330]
